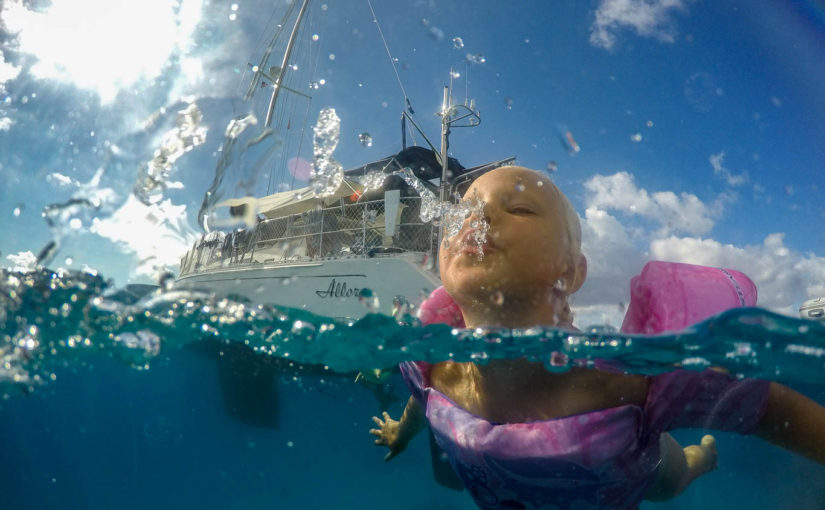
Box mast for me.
[439,86,450,203]
[264,0,311,127]
[437,83,480,202]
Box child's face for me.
[439,166,574,307]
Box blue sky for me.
[1,0,824,324]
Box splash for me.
[393,167,440,222]
[134,101,208,205]
[3,267,825,399]
[196,113,274,230]
[357,170,388,192]
[393,168,489,257]
[39,167,118,266]
[311,107,343,197]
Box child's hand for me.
[370,411,406,461]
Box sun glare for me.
[2,0,203,103]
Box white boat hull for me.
[174,253,440,319]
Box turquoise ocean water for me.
[1,268,824,509]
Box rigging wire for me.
[366,0,416,117]
[290,4,327,191]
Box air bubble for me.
[312,34,319,41]
[450,70,461,79]
[490,291,504,306]
[13,203,23,217]
[514,182,526,192]
[630,133,642,142]
[452,37,464,49]
[504,97,513,110]
[546,161,558,173]
[358,132,373,147]
[328,54,336,61]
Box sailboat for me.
[174,0,514,319]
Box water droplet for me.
[428,26,444,42]
[684,72,717,112]
[311,107,343,197]
[358,132,373,147]
[514,182,526,192]
[546,161,558,173]
[490,291,504,306]
[465,53,486,65]
[452,37,464,49]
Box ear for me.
[564,254,587,294]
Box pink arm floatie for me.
[620,261,757,334]
[418,286,465,328]
[417,261,758,335]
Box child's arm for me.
[370,395,427,461]
[755,382,825,465]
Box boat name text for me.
[316,279,361,299]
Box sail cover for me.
[217,178,363,220]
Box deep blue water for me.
[2,268,825,509]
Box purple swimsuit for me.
[400,361,770,510]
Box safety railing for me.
[179,197,435,276]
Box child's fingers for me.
[371,415,383,426]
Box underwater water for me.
[1,268,825,509]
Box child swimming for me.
[370,166,825,509]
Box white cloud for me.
[709,150,748,186]
[4,251,37,272]
[1,0,203,103]
[90,194,198,278]
[590,0,689,50]
[650,233,825,315]
[574,207,647,327]
[571,171,824,326]
[584,171,717,236]
[0,48,21,92]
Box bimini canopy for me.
[344,146,466,182]
[217,178,363,220]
